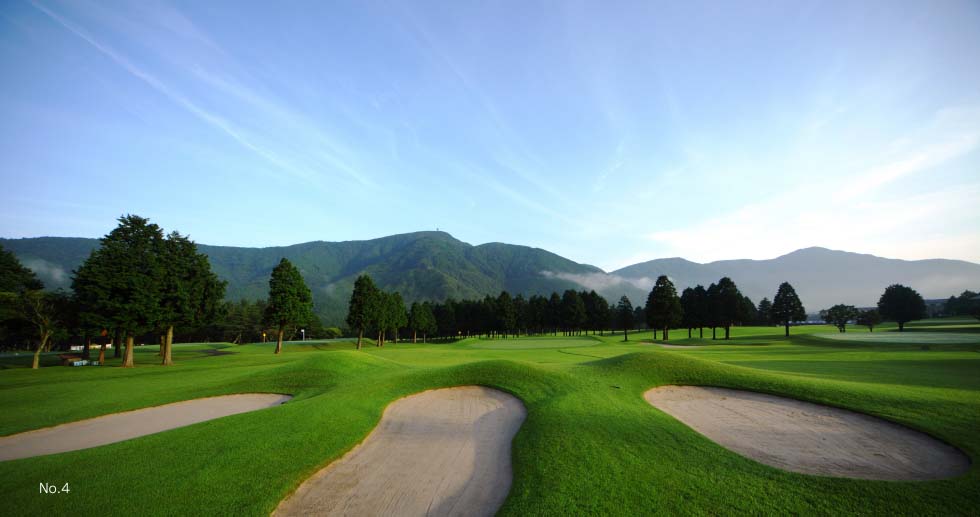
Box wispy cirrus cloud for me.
[29,0,373,190]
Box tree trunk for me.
[83,335,91,359]
[274,326,284,354]
[413,330,417,344]
[725,326,730,340]
[653,328,658,340]
[624,328,629,341]
[122,335,135,367]
[98,343,106,365]
[423,333,427,343]
[898,322,904,332]
[699,327,703,338]
[377,331,382,347]
[784,322,790,337]
[114,330,122,358]
[688,328,692,339]
[162,325,174,366]
[32,331,49,369]
[357,329,363,350]
[664,327,669,341]
[712,327,716,340]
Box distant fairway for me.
[465,336,600,349]
[815,331,980,344]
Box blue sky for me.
[1,0,978,271]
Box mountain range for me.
[2,231,978,325]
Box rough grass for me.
[1,321,978,516]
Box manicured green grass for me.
[1,322,979,516]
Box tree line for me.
[820,283,937,332]
[345,273,814,344]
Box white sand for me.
[645,386,970,480]
[0,393,291,462]
[274,386,526,517]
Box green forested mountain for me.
[0,232,599,325]
[4,233,979,324]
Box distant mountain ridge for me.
[2,234,978,325]
[610,247,980,312]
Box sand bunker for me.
[644,386,970,480]
[0,393,290,462]
[275,386,526,517]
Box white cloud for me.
[541,270,654,292]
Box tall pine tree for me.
[771,282,806,337]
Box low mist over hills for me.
[3,232,978,324]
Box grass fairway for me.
[1,322,979,516]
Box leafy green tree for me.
[856,308,882,332]
[616,295,634,341]
[820,304,858,332]
[756,297,772,325]
[2,290,68,368]
[265,258,314,354]
[877,284,926,332]
[72,215,166,367]
[771,282,806,337]
[157,232,226,365]
[346,275,379,349]
[646,275,683,341]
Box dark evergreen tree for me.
[561,290,587,335]
[715,277,741,340]
[497,291,516,337]
[616,295,634,341]
[265,258,314,354]
[547,292,562,335]
[646,275,683,341]
[680,287,697,338]
[346,274,379,349]
[692,284,708,338]
[771,282,806,337]
[877,284,926,332]
[756,297,772,325]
